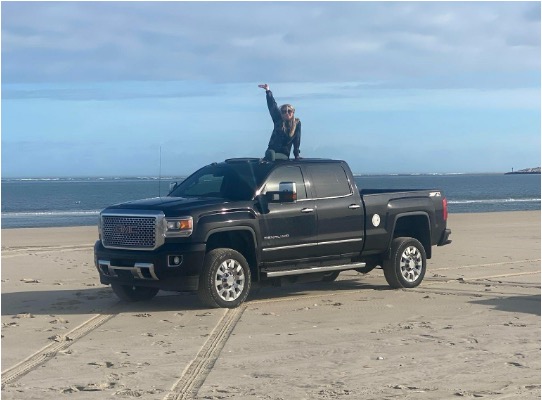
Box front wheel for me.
[198,248,251,308]
[383,237,426,289]
[111,284,159,302]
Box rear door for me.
[305,163,365,257]
[258,165,318,263]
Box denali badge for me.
[264,234,290,240]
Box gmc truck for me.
[94,158,451,308]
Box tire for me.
[198,248,251,308]
[321,271,340,282]
[383,237,426,289]
[111,284,159,302]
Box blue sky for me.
[2,1,540,177]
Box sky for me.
[1,1,540,177]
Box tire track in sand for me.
[164,306,246,400]
[1,309,118,388]
[1,245,90,258]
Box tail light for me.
[442,198,448,221]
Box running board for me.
[265,262,366,278]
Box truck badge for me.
[114,225,136,235]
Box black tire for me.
[383,237,426,289]
[198,248,251,308]
[111,284,159,302]
[321,271,340,282]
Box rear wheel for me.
[111,284,159,302]
[198,248,251,308]
[383,237,426,289]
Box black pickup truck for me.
[94,158,451,308]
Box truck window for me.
[170,164,264,200]
[261,166,307,200]
[176,172,224,197]
[308,164,352,198]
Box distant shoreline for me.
[505,167,541,175]
[504,171,541,175]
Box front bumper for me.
[94,241,206,291]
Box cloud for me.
[2,2,539,88]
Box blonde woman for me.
[258,84,301,161]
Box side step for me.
[265,262,366,278]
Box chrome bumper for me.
[97,260,158,281]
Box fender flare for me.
[385,211,431,258]
[204,226,261,278]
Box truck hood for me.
[105,196,228,213]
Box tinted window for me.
[262,166,307,200]
[169,163,272,200]
[308,164,351,198]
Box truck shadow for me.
[2,278,390,317]
[248,279,390,303]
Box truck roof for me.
[223,157,343,165]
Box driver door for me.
[258,165,318,264]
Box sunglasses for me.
[281,109,294,115]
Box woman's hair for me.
[280,104,299,137]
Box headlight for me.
[164,216,193,237]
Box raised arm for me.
[258,83,281,123]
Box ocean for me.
[1,174,540,229]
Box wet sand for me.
[1,211,540,399]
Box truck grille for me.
[102,214,161,250]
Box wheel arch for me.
[205,227,260,281]
[388,212,432,259]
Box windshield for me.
[169,162,273,201]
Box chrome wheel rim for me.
[215,259,245,302]
[399,246,423,283]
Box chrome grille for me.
[102,215,158,249]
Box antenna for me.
[158,145,162,197]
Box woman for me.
[258,83,301,161]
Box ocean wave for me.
[2,176,185,183]
[448,198,541,205]
[2,210,101,218]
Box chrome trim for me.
[301,208,314,213]
[266,262,366,277]
[318,238,363,246]
[262,238,362,252]
[348,204,361,209]
[262,242,317,252]
[98,260,158,280]
[100,210,165,250]
[311,192,353,201]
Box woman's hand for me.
[258,84,270,91]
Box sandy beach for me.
[1,211,540,399]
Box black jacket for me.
[266,90,301,158]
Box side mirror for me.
[266,182,297,203]
[169,182,177,192]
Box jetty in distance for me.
[505,167,541,175]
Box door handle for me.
[348,204,361,209]
[301,208,314,213]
